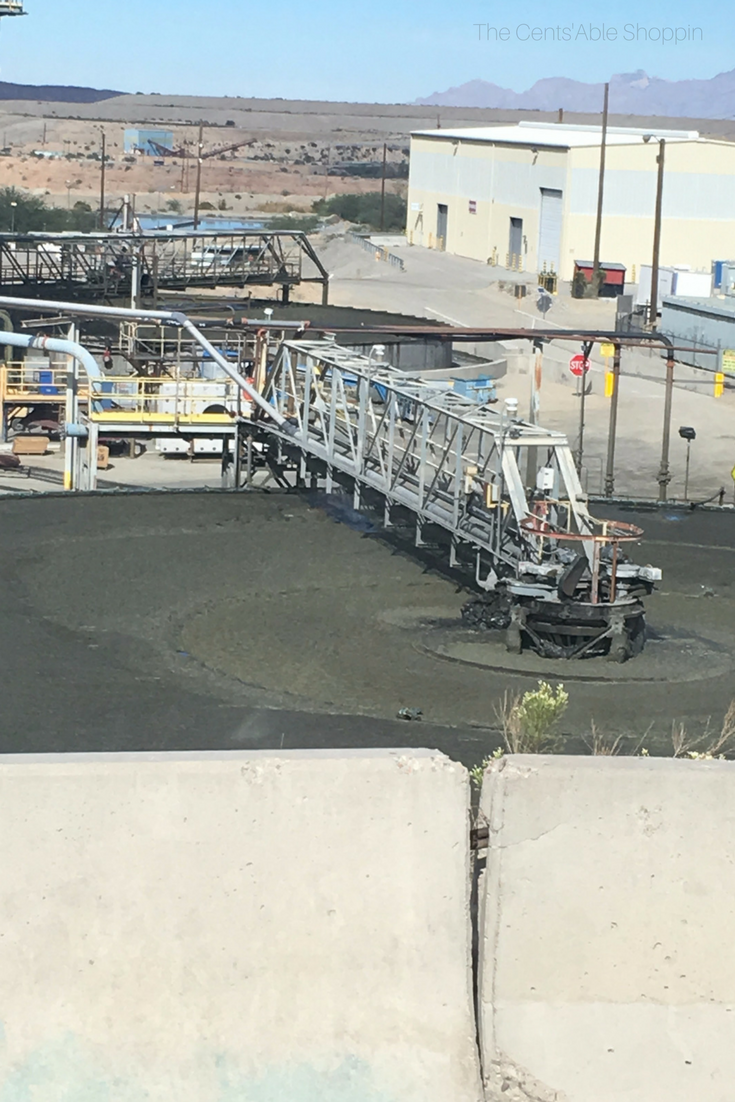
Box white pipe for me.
[1,330,102,379]
[0,295,293,432]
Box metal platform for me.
[0,230,329,304]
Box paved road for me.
[0,491,732,764]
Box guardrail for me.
[347,232,405,272]
[88,375,248,428]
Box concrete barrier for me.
[0,749,482,1102]
[478,755,735,1102]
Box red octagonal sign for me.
[569,354,591,377]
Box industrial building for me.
[406,122,735,282]
[661,295,735,372]
[123,128,174,156]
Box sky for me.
[0,0,730,102]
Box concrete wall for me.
[478,755,735,1102]
[0,749,482,1102]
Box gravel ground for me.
[0,491,733,763]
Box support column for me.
[604,343,621,497]
[63,324,79,492]
[657,348,675,501]
[525,339,543,487]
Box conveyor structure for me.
[0,229,329,305]
[257,339,661,660]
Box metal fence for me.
[347,232,405,272]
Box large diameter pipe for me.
[0,295,293,433]
[0,331,102,379]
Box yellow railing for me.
[0,363,89,406]
[1,364,255,428]
[88,375,250,426]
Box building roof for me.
[662,296,735,319]
[411,120,701,149]
[575,261,626,271]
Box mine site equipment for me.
[259,339,662,661]
[0,229,330,305]
[0,299,662,659]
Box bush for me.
[0,187,97,232]
[312,191,407,232]
[471,681,570,787]
[267,214,319,233]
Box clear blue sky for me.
[0,0,728,101]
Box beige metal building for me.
[406,122,735,282]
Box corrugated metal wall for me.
[661,297,735,369]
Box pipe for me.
[604,343,621,497]
[0,295,293,432]
[658,348,675,501]
[0,330,102,379]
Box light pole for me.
[679,425,696,501]
[65,180,72,209]
[10,199,17,232]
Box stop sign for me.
[569,354,590,377]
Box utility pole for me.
[649,138,666,327]
[380,142,387,231]
[592,82,609,294]
[193,122,203,230]
[99,130,106,231]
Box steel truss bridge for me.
[0,230,329,304]
[257,339,659,659]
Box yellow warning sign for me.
[600,342,615,359]
[722,349,735,376]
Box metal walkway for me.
[0,230,329,304]
[262,339,597,579]
[259,339,660,659]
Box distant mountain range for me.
[0,81,122,103]
[415,70,735,119]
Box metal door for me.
[437,204,448,250]
[538,188,563,272]
[508,217,523,269]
